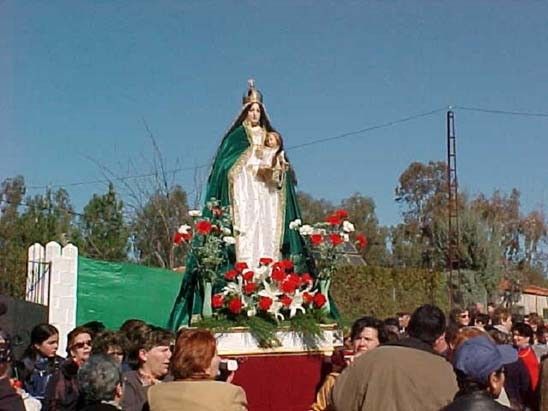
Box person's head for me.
[0,329,12,379]
[492,307,512,332]
[119,319,147,335]
[453,335,517,398]
[449,307,470,328]
[407,304,446,347]
[81,321,106,339]
[487,302,496,316]
[512,322,534,349]
[487,327,512,345]
[171,328,219,380]
[245,102,262,127]
[67,326,93,365]
[350,316,387,355]
[28,323,59,358]
[91,330,128,365]
[78,354,123,405]
[383,318,401,343]
[448,326,487,357]
[396,312,411,331]
[137,327,174,379]
[265,131,282,149]
[474,313,490,330]
[525,312,543,333]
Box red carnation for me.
[300,273,313,285]
[172,232,184,245]
[234,262,248,273]
[243,270,254,282]
[356,233,368,249]
[259,257,273,266]
[280,295,292,307]
[281,277,298,294]
[212,293,224,309]
[303,292,314,304]
[313,293,327,308]
[329,233,344,246]
[335,209,349,219]
[195,220,213,235]
[325,214,342,226]
[224,269,238,281]
[182,232,192,241]
[279,259,294,272]
[271,266,285,282]
[259,296,273,311]
[310,234,324,246]
[243,282,257,295]
[228,298,243,314]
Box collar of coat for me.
[387,336,439,356]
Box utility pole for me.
[446,110,461,307]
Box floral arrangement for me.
[172,207,367,347]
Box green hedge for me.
[331,266,450,324]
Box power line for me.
[26,106,449,190]
[454,106,548,118]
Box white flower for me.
[342,221,355,233]
[233,226,244,236]
[222,227,232,235]
[247,307,257,317]
[188,210,202,217]
[299,225,314,236]
[289,219,302,230]
[178,224,191,234]
[223,236,236,245]
[255,265,270,281]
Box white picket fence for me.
[26,242,78,355]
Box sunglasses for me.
[72,340,92,350]
[459,314,469,318]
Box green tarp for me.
[76,256,182,329]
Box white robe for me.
[229,125,285,268]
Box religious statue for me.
[168,80,312,328]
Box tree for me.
[296,192,334,224]
[131,185,190,269]
[80,183,128,261]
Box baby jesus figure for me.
[256,131,288,189]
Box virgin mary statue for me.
[168,80,311,328]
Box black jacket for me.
[441,390,512,411]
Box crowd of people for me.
[0,303,547,411]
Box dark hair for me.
[23,323,59,358]
[407,304,446,345]
[119,319,146,334]
[454,367,503,394]
[81,321,106,338]
[128,326,173,369]
[474,313,490,327]
[492,307,511,325]
[350,316,388,344]
[512,322,534,345]
[91,331,128,357]
[171,329,216,380]
[229,102,274,136]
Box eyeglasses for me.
[71,340,92,350]
[459,314,469,319]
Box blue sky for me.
[2,1,547,227]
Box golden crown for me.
[242,79,263,105]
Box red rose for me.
[303,292,314,304]
[212,293,224,309]
[242,270,254,282]
[228,298,243,314]
[212,206,223,217]
[224,269,238,281]
[279,259,294,272]
[182,232,192,241]
[259,296,273,311]
[313,293,327,308]
[234,262,248,273]
[259,257,273,266]
[243,282,257,295]
[172,232,184,245]
[329,233,344,246]
[280,295,292,307]
[335,209,349,219]
[271,266,285,282]
[310,234,324,246]
[300,273,313,285]
[356,233,368,249]
[195,220,213,235]
[325,214,341,226]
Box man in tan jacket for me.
[331,304,458,411]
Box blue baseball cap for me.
[453,335,517,384]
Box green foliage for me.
[331,265,449,323]
[80,183,128,261]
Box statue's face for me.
[246,103,261,126]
